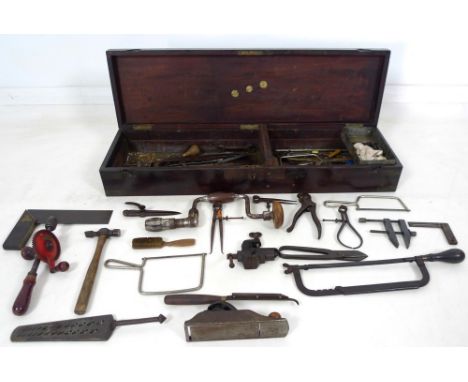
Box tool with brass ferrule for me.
[164,293,299,305]
[132,237,196,249]
[283,249,465,296]
[123,202,180,217]
[359,218,416,248]
[144,192,244,252]
[287,193,322,238]
[11,314,166,342]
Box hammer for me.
[74,228,120,315]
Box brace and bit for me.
[286,193,322,239]
[252,195,295,228]
[145,192,293,253]
[322,205,363,249]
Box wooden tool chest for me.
[100,49,402,196]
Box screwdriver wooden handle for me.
[164,294,223,305]
[165,239,196,247]
[12,259,40,316]
[132,237,195,249]
[74,235,107,315]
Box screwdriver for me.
[132,237,195,249]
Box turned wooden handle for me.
[164,294,222,305]
[165,239,196,247]
[74,235,107,315]
[206,192,236,204]
[12,271,37,316]
[272,201,284,229]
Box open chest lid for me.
[107,49,390,129]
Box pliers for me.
[210,203,224,254]
[286,193,322,239]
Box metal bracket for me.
[408,222,458,245]
[104,253,207,295]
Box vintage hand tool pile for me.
[3,193,464,343]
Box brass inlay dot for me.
[259,80,268,89]
[245,85,254,93]
[231,89,239,98]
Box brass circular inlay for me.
[259,80,268,89]
[231,89,239,98]
[245,85,254,93]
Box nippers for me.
[286,193,322,239]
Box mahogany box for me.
[100,49,402,196]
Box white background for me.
[1,0,468,381]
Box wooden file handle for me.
[74,235,107,315]
[166,239,196,247]
[12,259,40,316]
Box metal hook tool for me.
[104,253,207,295]
[323,205,363,249]
[286,193,322,239]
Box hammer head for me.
[85,228,121,238]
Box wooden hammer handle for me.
[74,235,107,315]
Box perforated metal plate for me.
[11,315,116,342]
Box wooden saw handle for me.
[74,235,107,315]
